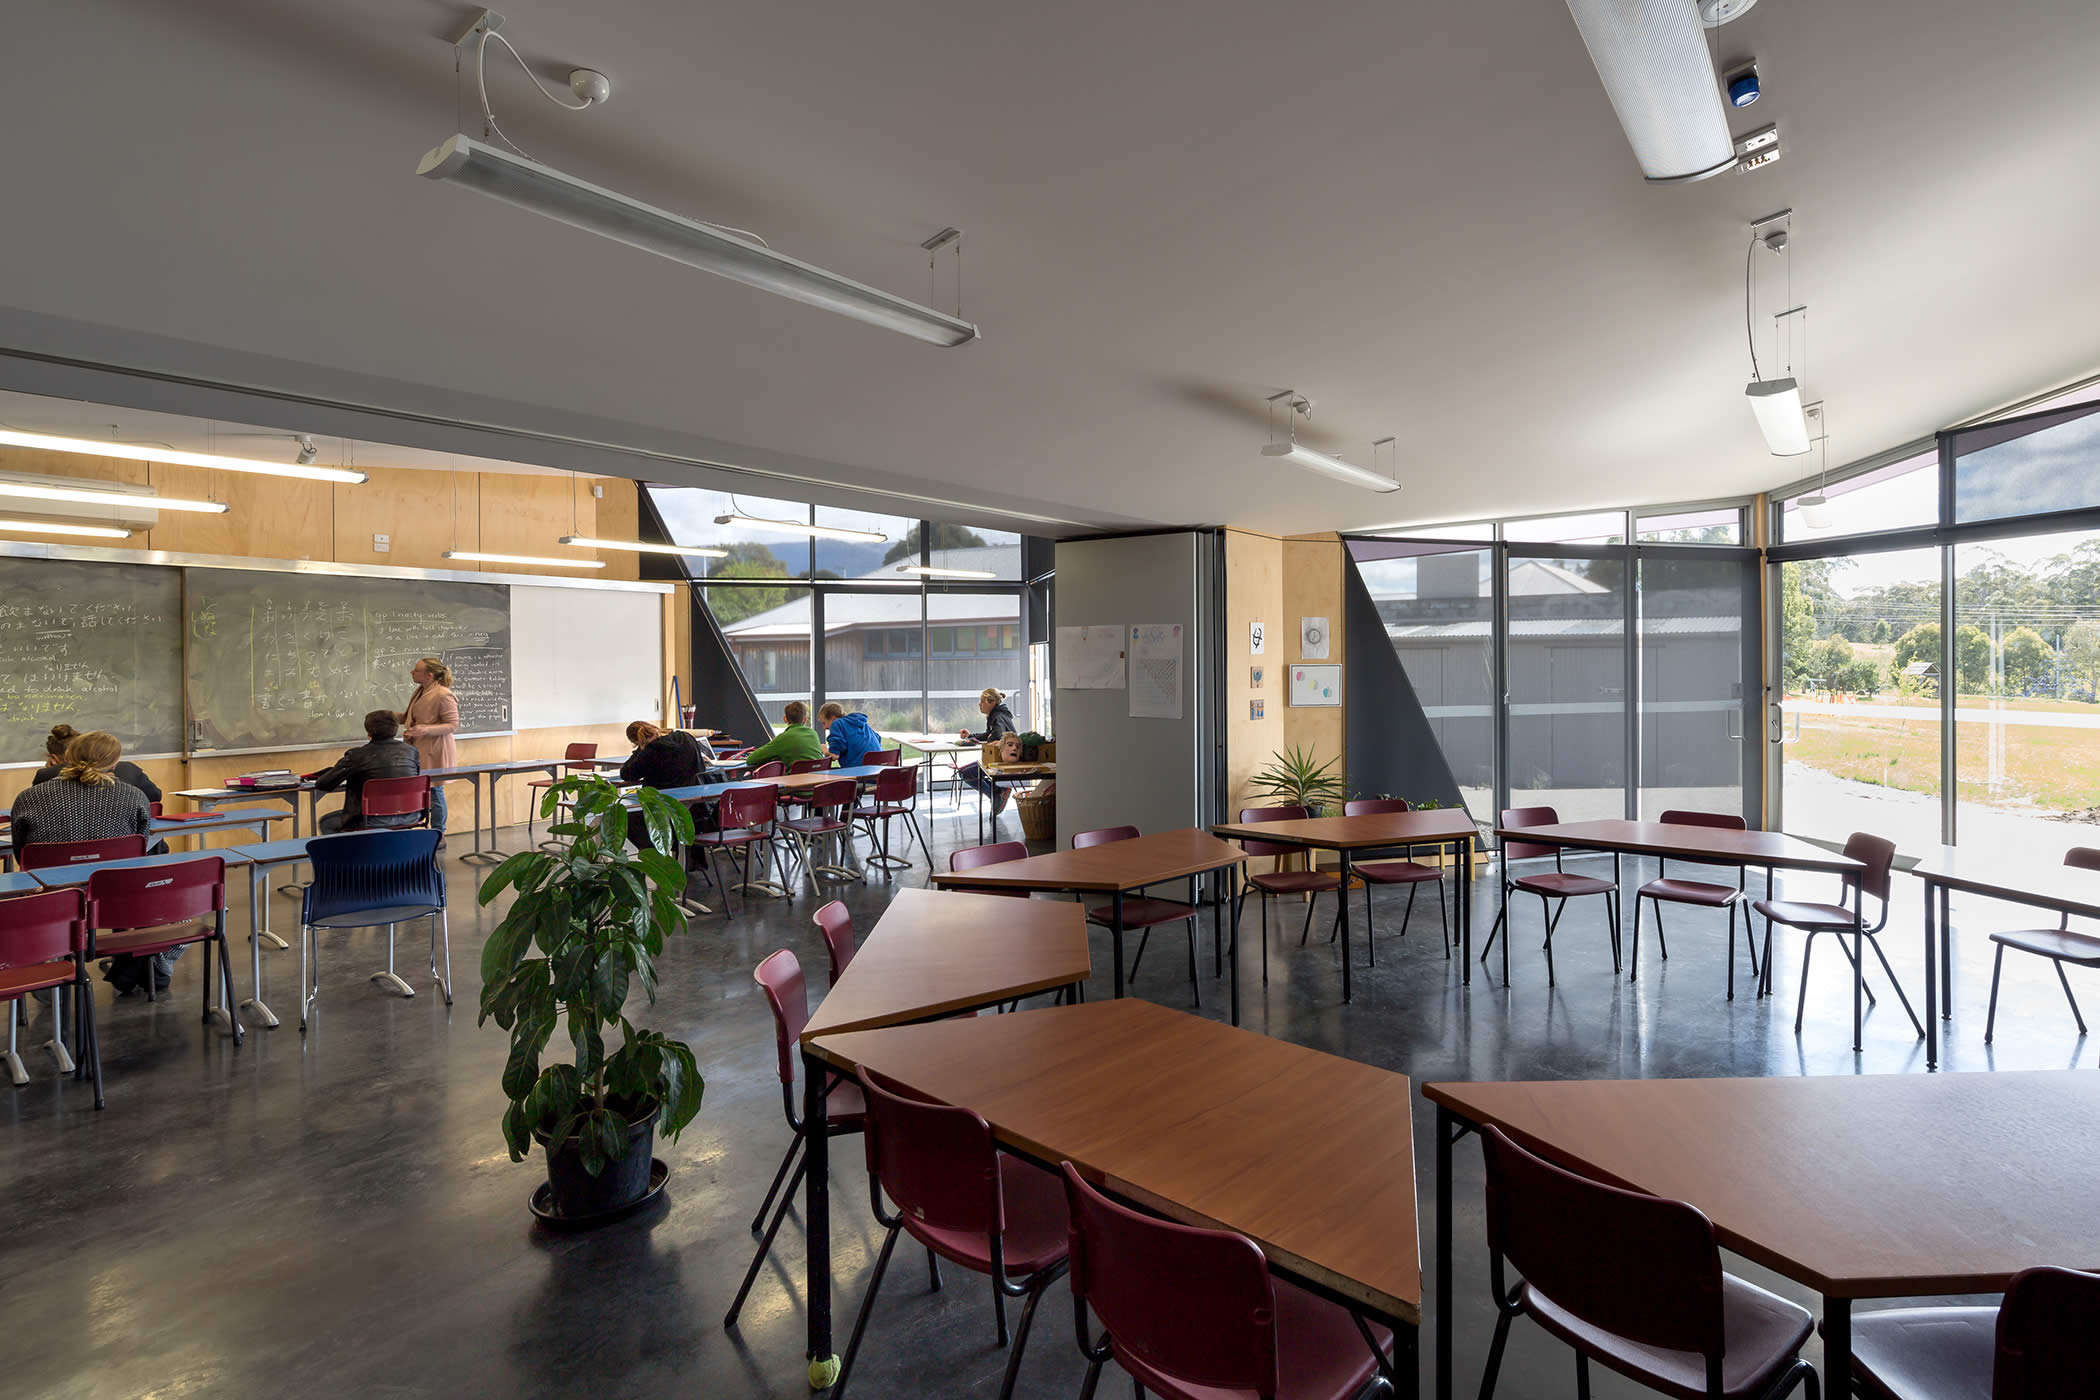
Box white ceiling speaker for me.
[1698,0,1760,22]
[1563,0,1738,183]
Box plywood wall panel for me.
[333,467,473,570]
[1282,533,1346,802]
[476,473,601,578]
[145,464,333,560]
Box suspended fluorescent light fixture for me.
[0,478,227,513]
[1260,394,1399,493]
[442,550,606,569]
[0,517,134,539]
[1745,378,1811,456]
[895,563,997,579]
[558,535,728,559]
[1795,404,1833,529]
[417,135,980,348]
[1742,214,1811,456]
[0,428,367,484]
[1562,0,1738,183]
[713,512,887,543]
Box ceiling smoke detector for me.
[1698,0,1761,22]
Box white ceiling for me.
[4,0,2096,536]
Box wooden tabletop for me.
[928,827,1246,893]
[1211,810,1479,851]
[983,761,1056,778]
[1493,820,1861,874]
[768,766,886,794]
[800,889,1091,1041]
[1913,845,2100,919]
[1425,1071,2100,1297]
[813,998,1421,1322]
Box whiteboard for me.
[513,585,662,728]
[1289,664,1342,707]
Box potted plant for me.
[1246,744,1345,815]
[478,774,705,1221]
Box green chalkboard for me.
[0,556,186,761]
[185,569,512,753]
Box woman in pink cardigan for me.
[400,656,459,842]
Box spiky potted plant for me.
[478,774,705,1221]
[1246,744,1346,816]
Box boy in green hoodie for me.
[743,700,826,769]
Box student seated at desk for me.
[620,720,717,851]
[954,687,1019,816]
[309,711,423,833]
[741,701,826,769]
[32,723,163,805]
[817,702,884,767]
[12,730,167,995]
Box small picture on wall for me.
[1250,699,1265,720]
[1250,666,1264,689]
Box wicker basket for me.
[1014,790,1056,842]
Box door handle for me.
[1767,701,1784,744]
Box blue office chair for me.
[297,829,448,1031]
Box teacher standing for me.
[400,656,459,844]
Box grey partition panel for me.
[185,569,511,753]
[1051,533,1219,847]
[0,556,184,758]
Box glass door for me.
[1636,548,1759,822]
[1504,548,1630,823]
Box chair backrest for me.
[748,760,786,779]
[149,800,164,818]
[1072,825,1138,849]
[803,778,857,815]
[858,1066,1005,1236]
[360,775,431,821]
[2065,847,2100,873]
[865,748,902,767]
[1235,805,1309,861]
[0,887,89,971]
[87,856,227,931]
[1657,809,1745,831]
[1061,1161,1280,1396]
[951,841,1030,897]
[1995,1265,2100,1399]
[753,949,809,1086]
[788,758,828,775]
[1344,798,1411,816]
[1480,1126,1724,1360]
[563,742,598,761]
[19,835,147,871]
[1499,806,1563,864]
[871,766,918,803]
[1841,831,1898,903]
[720,784,778,830]
[299,829,445,924]
[813,901,855,982]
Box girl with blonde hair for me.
[400,656,460,840]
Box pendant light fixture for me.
[1743,212,1810,456]
[713,508,886,543]
[0,478,227,513]
[1563,0,1739,183]
[895,563,997,579]
[1260,393,1400,493]
[560,535,727,559]
[439,464,603,569]
[0,517,135,539]
[0,427,367,484]
[1795,403,1833,529]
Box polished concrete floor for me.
[3,801,2086,1399]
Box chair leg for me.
[1653,904,1668,961]
[1476,1308,1514,1400]
[1853,932,1866,1052]
[1299,891,1319,947]
[928,1246,943,1291]
[724,1152,807,1329]
[433,910,454,1005]
[1794,931,1816,1033]
[1630,893,1644,982]
[373,923,416,999]
[1985,944,2007,1043]
[81,974,103,1109]
[1865,935,1924,1038]
[1259,891,1269,986]
[4,1001,26,1086]
[994,1270,1059,1400]
[1575,1353,1591,1400]
[750,1136,802,1234]
[1539,895,1558,986]
[219,932,243,1046]
[1126,927,1153,984]
[990,1270,1008,1348]
[1482,897,1505,962]
[831,1221,901,1400]
[1727,902,1738,1002]
[2056,960,2088,1035]
[1184,919,1200,1010]
[1744,903,1761,978]
[299,922,314,1030]
[1436,877,1450,957]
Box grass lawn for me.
[1791,700,2100,812]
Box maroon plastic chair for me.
[747,760,787,779]
[779,778,861,890]
[949,841,1031,898]
[1478,1126,1819,1400]
[1633,810,1760,999]
[833,1066,1070,1400]
[1845,1264,2099,1400]
[86,856,240,1041]
[1984,847,2100,1044]
[724,949,868,1330]
[851,766,932,875]
[864,748,903,767]
[1751,831,1921,1052]
[18,835,148,872]
[527,741,598,848]
[813,901,856,983]
[0,888,98,1108]
[1074,826,1203,1008]
[1483,806,1621,986]
[1234,806,1343,988]
[693,785,781,917]
[787,757,830,775]
[1061,1161,1395,1399]
[1343,798,1449,962]
[360,775,432,828]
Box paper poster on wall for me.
[1289,664,1341,707]
[1128,623,1184,719]
[1300,616,1330,660]
[1250,620,1266,655]
[1056,625,1126,689]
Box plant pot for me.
[535,1102,661,1219]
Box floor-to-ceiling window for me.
[1352,540,1496,821]
[1638,550,1756,819]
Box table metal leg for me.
[1823,1295,1851,1399]
[1435,1103,1456,1400]
[1923,879,1938,1070]
[1459,840,1472,984]
[1339,849,1355,1003]
[1940,884,1953,1018]
[1109,889,1126,999]
[242,863,280,1028]
[802,1046,839,1389]
[1226,867,1241,1026]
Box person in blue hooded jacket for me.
[817,702,885,767]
